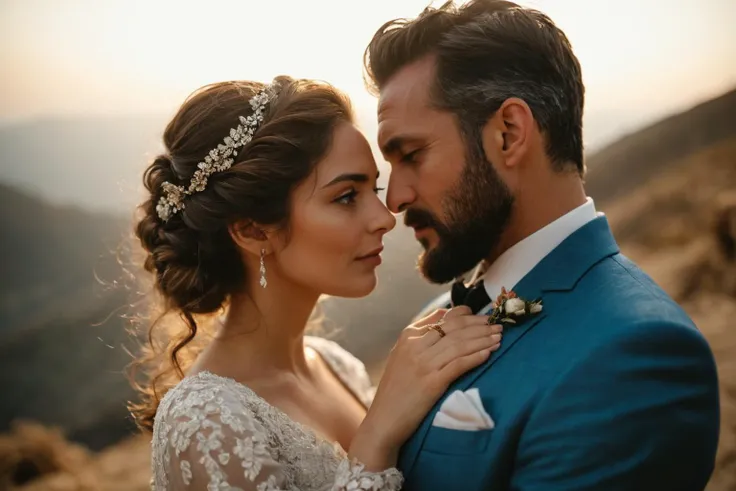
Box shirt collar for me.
[481,197,600,302]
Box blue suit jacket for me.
[399,217,720,490]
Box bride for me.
[132,77,502,490]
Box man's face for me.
[378,57,514,283]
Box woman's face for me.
[273,122,396,298]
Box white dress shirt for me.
[480,197,600,306]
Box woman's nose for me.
[370,195,397,234]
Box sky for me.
[1,0,735,150]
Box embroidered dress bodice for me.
[150,336,403,490]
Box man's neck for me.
[487,177,587,265]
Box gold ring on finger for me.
[427,322,446,338]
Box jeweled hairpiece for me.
[156,83,279,221]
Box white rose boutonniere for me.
[488,287,544,325]
[504,298,527,317]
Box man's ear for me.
[481,97,533,170]
[228,220,273,257]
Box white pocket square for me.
[432,388,494,431]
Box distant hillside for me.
[0,184,138,449]
[0,184,129,332]
[585,88,736,205]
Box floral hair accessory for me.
[156,83,279,221]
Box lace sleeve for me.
[156,383,402,490]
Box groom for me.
[365,1,720,489]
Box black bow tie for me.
[451,279,492,314]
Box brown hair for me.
[364,0,585,173]
[129,76,353,431]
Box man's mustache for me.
[404,208,440,231]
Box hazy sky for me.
[1,0,735,150]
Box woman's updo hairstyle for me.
[130,77,354,431]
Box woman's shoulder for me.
[155,371,260,428]
[306,336,367,375]
[305,336,375,405]
[151,373,288,490]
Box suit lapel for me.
[399,277,547,475]
[400,216,621,477]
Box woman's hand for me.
[348,306,502,470]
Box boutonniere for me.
[488,287,543,325]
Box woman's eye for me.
[335,190,358,205]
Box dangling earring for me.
[259,249,268,288]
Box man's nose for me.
[386,170,416,214]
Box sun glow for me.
[1,0,734,149]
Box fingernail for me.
[492,333,502,342]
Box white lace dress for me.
[150,336,404,490]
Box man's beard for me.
[405,150,514,284]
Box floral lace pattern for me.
[151,337,403,490]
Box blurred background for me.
[0,0,735,489]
